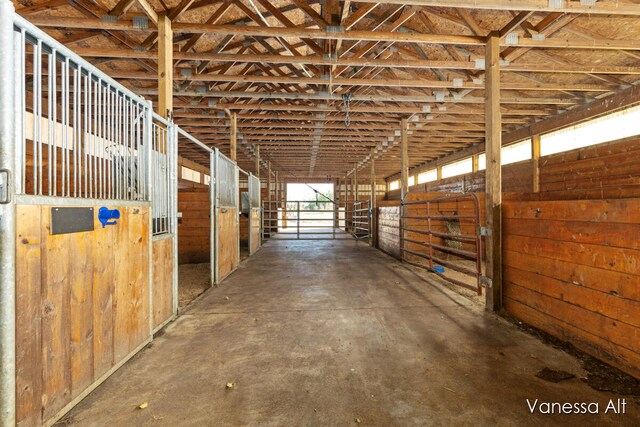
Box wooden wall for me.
[538,135,640,200]
[386,136,640,201]
[178,185,210,264]
[152,236,175,330]
[503,199,640,379]
[16,204,151,427]
[217,208,239,282]
[386,160,533,201]
[377,204,401,258]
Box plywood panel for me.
[15,204,152,427]
[217,207,239,281]
[153,237,175,329]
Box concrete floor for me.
[59,238,638,426]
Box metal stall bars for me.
[262,199,352,240]
[351,200,371,242]
[400,193,484,295]
[149,113,179,328]
[215,151,240,283]
[0,2,17,425]
[247,173,262,254]
[177,127,215,286]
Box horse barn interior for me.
[2,0,640,425]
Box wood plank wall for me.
[386,135,640,202]
[16,204,151,427]
[217,208,239,281]
[503,199,640,379]
[152,237,175,330]
[538,135,640,200]
[178,185,210,264]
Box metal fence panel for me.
[12,13,151,201]
[217,153,237,208]
[249,174,260,208]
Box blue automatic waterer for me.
[98,207,120,228]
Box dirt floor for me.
[59,239,639,426]
[178,263,211,309]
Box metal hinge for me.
[0,170,10,204]
[480,276,493,288]
[478,226,492,237]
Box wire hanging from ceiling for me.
[342,92,352,128]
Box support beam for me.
[229,111,237,161]
[255,145,260,177]
[370,148,377,247]
[400,117,409,201]
[157,13,173,120]
[484,31,502,312]
[532,134,541,193]
[267,161,272,201]
[351,0,640,16]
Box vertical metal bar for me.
[171,124,179,315]
[0,1,17,424]
[73,65,78,197]
[47,49,53,195]
[144,101,153,202]
[62,58,68,197]
[51,49,57,196]
[297,201,300,239]
[13,28,24,195]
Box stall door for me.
[214,151,239,283]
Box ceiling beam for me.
[351,0,640,16]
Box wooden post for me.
[532,134,541,193]
[472,154,479,173]
[354,164,358,203]
[267,161,272,200]
[335,178,341,228]
[370,147,376,247]
[437,166,442,181]
[485,31,502,312]
[400,117,409,201]
[254,145,260,178]
[283,179,287,228]
[157,13,173,120]
[229,111,237,161]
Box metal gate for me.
[262,200,354,240]
[351,200,371,242]
[400,193,483,295]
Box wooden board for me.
[178,187,210,264]
[249,207,261,255]
[152,237,175,330]
[15,204,151,427]
[217,207,239,282]
[503,198,640,379]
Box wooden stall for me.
[214,152,240,283]
[503,198,640,378]
[15,203,152,427]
